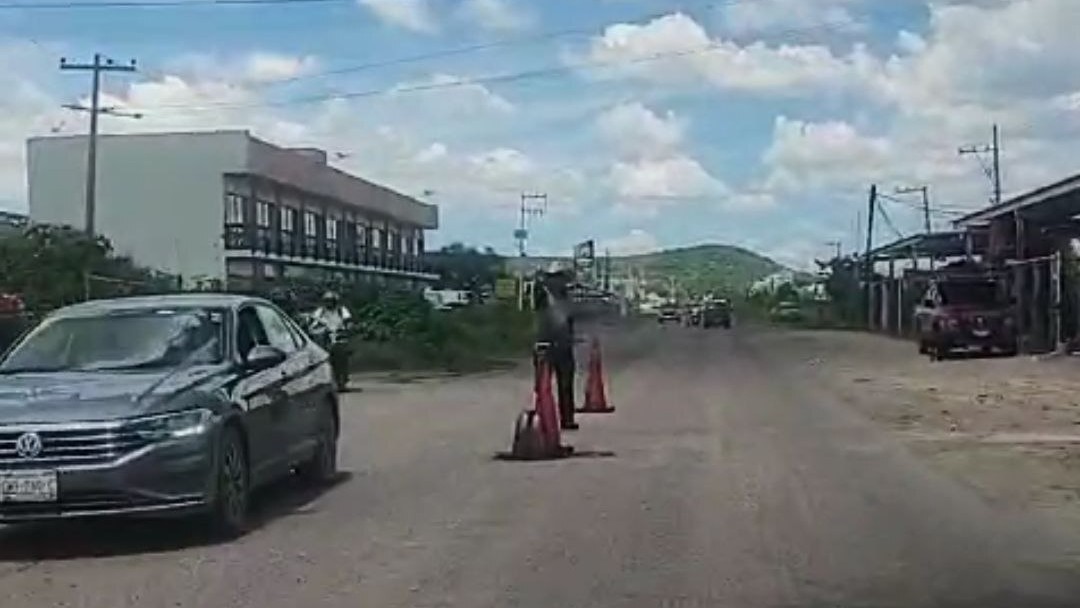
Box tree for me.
[427,242,502,293]
[0,224,173,313]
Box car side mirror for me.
[245,345,286,371]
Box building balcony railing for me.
[224,227,428,275]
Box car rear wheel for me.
[207,425,249,538]
[298,403,338,485]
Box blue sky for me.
[3,0,1080,267]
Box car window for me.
[0,307,225,373]
[236,307,269,360]
[255,304,299,354]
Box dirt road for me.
[3,322,1080,607]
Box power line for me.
[874,199,905,240]
[0,0,343,9]
[123,18,853,113]
[258,0,755,88]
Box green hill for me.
[614,245,785,298]
[501,244,786,298]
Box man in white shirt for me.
[311,291,353,390]
[311,291,352,342]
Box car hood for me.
[0,366,228,425]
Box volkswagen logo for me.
[14,432,43,459]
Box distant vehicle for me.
[423,288,469,311]
[915,275,1016,360]
[770,301,803,323]
[0,294,339,536]
[657,303,681,324]
[701,300,732,329]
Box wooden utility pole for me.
[60,54,138,235]
[959,123,1003,207]
[864,185,878,327]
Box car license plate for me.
[0,470,58,503]
[973,328,991,337]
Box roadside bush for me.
[348,297,534,373]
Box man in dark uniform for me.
[534,263,578,430]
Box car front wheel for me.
[298,403,338,485]
[207,425,250,538]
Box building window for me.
[255,201,272,228]
[225,193,245,224]
[371,227,382,249]
[281,207,295,232]
[303,211,318,237]
[326,217,338,241]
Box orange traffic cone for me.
[534,356,563,453]
[578,337,615,413]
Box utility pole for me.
[514,192,546,311]
[959,123,1003,207]
[896,185,931,234]
[864,185,877,327]
[515,192,547,258]
[60,54,138,236]
[825,240,841,259]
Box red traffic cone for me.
[534,356,563,453]
[510,409,543,460]
[578,337,615,413]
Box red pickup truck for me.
[914,276,1016,360]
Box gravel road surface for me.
[3,322,1080,608]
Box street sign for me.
[574,240,595,261]
[495,278,517,300]
[513,229,528,240]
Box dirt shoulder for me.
[755,327,1080,530]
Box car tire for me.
[298,403,338,485]
[207,424,250,538]
[918,340,929,355]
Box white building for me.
[27,130,439,289]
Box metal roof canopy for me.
[955,171,1080,228]
[867,231,971,261]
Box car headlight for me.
[128,409,213,441]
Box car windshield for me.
[939,281,1000,306]
[0,307,226,373]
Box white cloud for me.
[763,116,891,193]
[601,228,661,256]
[610,155,728,201]
[595,102,685,159]
[458,0,532,32]
[357,0,438,33]
[390,73,515,116]
[720,0,865,35]
[582,12,875,95]
[243,53,319,83]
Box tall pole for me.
[864,185,877,327]
[896,185,931,234]
[992,123,1002,206]
[60,54,137,236]
[922,187,931,234]
[959,124,1003,208]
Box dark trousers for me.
[547,345,576,425]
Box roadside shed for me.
[864,232,984,337]
[955,172,1080,352]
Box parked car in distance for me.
[701,300,732,329]
[657,303,681,324]
[0,294,340,536]
[770,301,804,323]
[914,275,1016,360]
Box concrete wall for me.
[27,131,249,284]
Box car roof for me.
[49,293,266,319]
